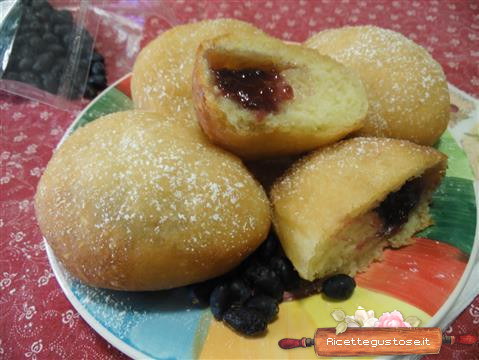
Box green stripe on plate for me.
[435,130,474,181]
[70,88,134,133]
[419,176,476,255]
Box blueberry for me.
[35,7,52,21]
[91,61,105,75]
[62,33,72,47]
[13,34,28,47]
[4,72,21,81]
[229,279,253,305]
[32,52,54,73]
[257,233,278,260]
[322,274,356,300]
[51,10,73,25]
[31,0,51,11]
[12,46,31,62]
[246,295,279,323]
[88,74,107,90]
[43,32,59,44]
[209,284,230,320]
[223,307,266,336]
[18,58,34,71]
[42,74,59,94]
[47,43,65,55]
[83,84,97,99]
[244,265,284,301]
[19,72,42,88]
[91,51,104,63]
[188,278,219,307]
[54,24,72,36]
[50,61,66,77]
[28,21,43,32]
[22,9,36,23]
[269,256,300,291]
[78,58,90,72]
[80,31,94,51]
[29,36,46,51]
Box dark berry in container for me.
[36,7,52,21]
[18,58,34,72]
[29,21,43,32]
[19,72,42,88]
[223,307,267,336]
[209,284,230,320]
[46,43,65,56]
[31,0,52,12]
[245,295,279,323]
[41,73,59,94]
[53,24,72,36]
[5,72,21,81]
[51,10,73,25]
[32,52,54,73]
[62,33,72,47]
[29,36,46,52]
[322,274,356,300]
[43,32,59,44]
[50,60,66,78]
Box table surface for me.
[1,0,478,359]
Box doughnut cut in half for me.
[270,137,447,281]
[192,33,368,159]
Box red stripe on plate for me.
[356,237,468,316]
[115,76,132,99]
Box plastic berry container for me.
[0,0,175,110]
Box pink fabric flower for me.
[374,310,411,327]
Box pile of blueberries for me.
[188,232,356,336]
[2,0,107,99]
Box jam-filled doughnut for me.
[35,111,271,291]
[192,33,368,159]
[306,26,450,146]
[271,137,447,281]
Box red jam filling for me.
[212,68,294,113]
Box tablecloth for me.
[1,0,478,359]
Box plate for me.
[45,74,478,360]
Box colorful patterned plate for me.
[45,74,478,360]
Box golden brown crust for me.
[271,137,447,280]
[306,25,450,146]
[35,111,271,291]
[131,19,265,112]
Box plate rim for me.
[44,74,479,360]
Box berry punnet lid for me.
[0,0,176,111]
[0,0,101,110]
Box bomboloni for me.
[271,137,447,281]
[193,33,368,159]
[35,111,271,291]
[306,26,450,146]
